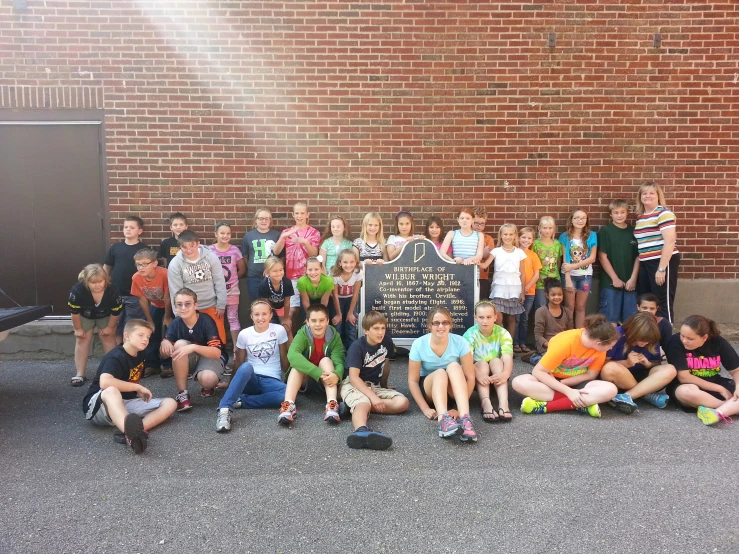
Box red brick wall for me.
[1,1,737,279]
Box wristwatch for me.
[657,267,666,273]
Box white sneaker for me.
[324,400,341,424]
[216,408,232,433]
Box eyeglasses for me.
[431,321,451,327]
[135,261,155,268]
[174,302,194,309]
[572,217,587,221]
[256,217,270,221]
[472,222,486,227]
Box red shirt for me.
[308,336,326,366]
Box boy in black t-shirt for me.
[103,215,148,342]
[82,319,177,454]
[340,311,409,450]
[160,288,228,412]
[158,212,188,268]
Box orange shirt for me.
[479,234,496,280]
[131,267,168,309]
[539,328,606,379]
[522,249,543,296]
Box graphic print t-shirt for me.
[83,345,145,408]
[664,334,739,379]
[345,334,395,385]
[165,312,228,365]
[258,277,296,310]
[131,267,168,309]
[539,328,607,379]
[209,244,243,297]
[333,270,364,299]
[243,229,282,278]
[236,323,289,380]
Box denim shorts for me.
[563,273,592,293]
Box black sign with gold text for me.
[360,239,478,344]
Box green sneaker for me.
[697,406,719,426]
[521,397,547,414]
[576,404,602,418]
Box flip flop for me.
[480,398,499,423]
[498,408,513,422]
[71,376,86,387]
[513,345,524,353]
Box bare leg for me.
[446,362,471,415]
[574,290,589,328]
[74,330,94,378]
[675,384,725,409]
[351,402,371,429]
[99,332,117,355]
[283,369,307,403]
[100,387,128,432]
[196,369,220,390]
[319,357,338,400]
[475,360,494,418]
[172,340,192,392]
[511,374,556,401]
[141,398,177,430]
[580,380,618,404]
[490,358,510,412]
[424,369,449,418]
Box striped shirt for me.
[634,206,679,261]
[451,230,479,259]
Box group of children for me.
[71,196,737,455]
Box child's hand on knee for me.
[321,373,339,388]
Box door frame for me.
[0,109,108,317]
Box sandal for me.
[498,408,513,422]
[513,345,524,353]
[480,397,499,423]
[519,345,532,353]
[71,375,86,387]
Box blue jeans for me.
[218,362,286,410]
[533,288,547,313]
[246,276,262,303]
[116,295,145,334]
[144,305,170,369]
[527,352,543,366]
[515,295,535,345]
[599,286,638,324]
[335,296,358,351]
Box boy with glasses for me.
[131,248,173,378]
[160,288,228,411]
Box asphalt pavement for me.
[1,356,737,554]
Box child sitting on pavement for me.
[82,319,176,454]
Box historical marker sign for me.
[360,239,479,345]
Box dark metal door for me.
[0,121,106,315]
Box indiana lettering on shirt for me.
[686,353,721,377]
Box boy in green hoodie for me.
[278,304,345,425]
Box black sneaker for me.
[113,432,126,445]
[124,413,148,454]
[346,426,393,450]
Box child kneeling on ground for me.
[82,319,176,454]
[278,304,345,425]
[341,311,409,450]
